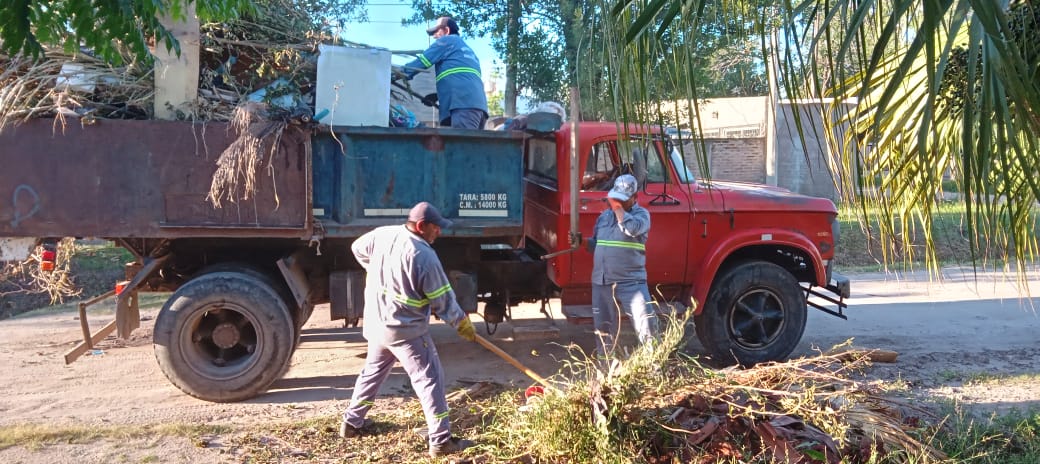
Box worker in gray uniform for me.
[340,201,476,458]
[403,16,488,129]
[587,174,659,356]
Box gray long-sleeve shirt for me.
[351,225,467,344]
[589,204,651,284]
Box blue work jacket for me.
[404,35,488,122]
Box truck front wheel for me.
[695,261,807,366]
[153,271,294,402]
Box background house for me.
[664,97,854,202]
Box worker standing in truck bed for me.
[402,16,488,129]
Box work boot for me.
[339,418,374,439]
[429,436,475,457]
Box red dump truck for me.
[0,116,848,402]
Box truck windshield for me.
[669,145,697,184]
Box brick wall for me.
[679,138,766,184]
[671,101,856,203]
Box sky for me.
[339,2,502,85]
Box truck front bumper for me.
[806,271,850,319]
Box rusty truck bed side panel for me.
[0,119,310,239]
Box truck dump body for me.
[0,119,311,239]
[312,126,526,240]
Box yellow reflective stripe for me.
[436,67,481,81]
[426,284,452,299]
[355,400,376,407]
[382,288,429,307]
[597,240,646,251]
[418,54,432,68]
[434,409,450,420]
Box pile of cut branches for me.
[0,0,335,130]
[0,50,153,132]
[481,320,947,464]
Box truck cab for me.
[523,122,848,365]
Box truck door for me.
[573,136,692,295]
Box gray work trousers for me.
[591,281,659,356]
[441,108,488,129]
[342,332,451,446]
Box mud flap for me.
[330,270,365,324]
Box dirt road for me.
[1,267,1039,462]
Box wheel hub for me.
[730,289,785,349]
[211,322,241,349]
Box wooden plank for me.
[64,320,118,365]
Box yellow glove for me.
[456,317,476,342]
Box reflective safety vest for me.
[589,204,651,284]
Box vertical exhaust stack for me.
[568,87,581,248]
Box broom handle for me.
[473,334,554,390]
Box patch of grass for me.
[836,202,976,270]
[938,369,964,383]
[963,372,1040,387]
[72,242,134,273]
[934,406,1040,463]
[15,292,171,318]
[835,201,1040,271]
[0,422,230,452]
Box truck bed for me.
[0,119,310,239]
[0,119,527,242]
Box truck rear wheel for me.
[694,261,806,366]
[153,271,294,402]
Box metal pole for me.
[568,87,581,247]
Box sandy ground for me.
[2,267,1039,462]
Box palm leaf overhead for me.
[592,0,1040,272]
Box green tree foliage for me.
[0,0,256,64]
[205,0,368,44]
[599,0,1040,271]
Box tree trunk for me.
[504,0,521,116]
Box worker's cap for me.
[409,202,453,228]
[426,16,459,36]
[607,174,639,201]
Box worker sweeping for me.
[339,201,476,458]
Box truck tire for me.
[153,271,294,402]
[196,263,309,348]
[694,261,806,366]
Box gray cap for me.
[607,174,639,201]
[426,16,459,36]
[408,202,453,228]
